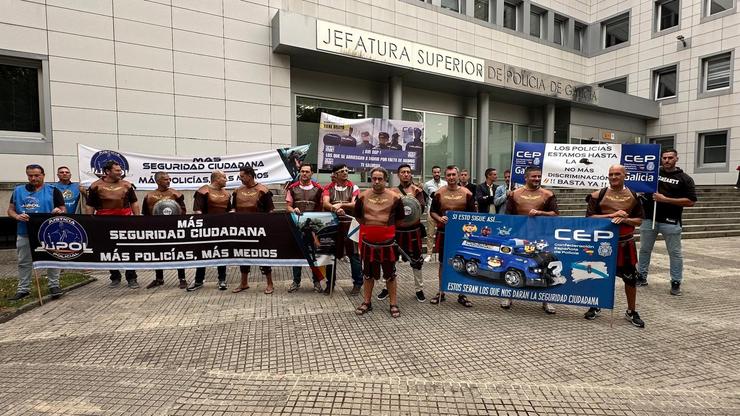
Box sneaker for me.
[323,286,332,296]
[500,298,512,309]
[424,255,432,263]
[636,274,648,286]
[376,288,389,300]
[584,307,601,320]
[108,279,121,288]
[288,282,300,293]
[416,290,426,302]
[50,286,63,300]
[625,310,645,328]
[670,281,682,296]
[218,281,228,291]
[542,302,556,314]
[350,284,362,295]
[179,280,188,289]
[186,282,203,292]
[313,281,322,292]
[8,292,29,301]
[146,280,163,289]
[127,280,140,289]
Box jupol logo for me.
[36,216,92,260]
[21,196,41,212]
[90,150,130,179]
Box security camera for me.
[676,35,687,47]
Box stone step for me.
[681,217,740,225]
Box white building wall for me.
[0,0,737,184]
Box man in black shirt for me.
[638,149,697,296]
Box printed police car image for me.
[449,224,565,289]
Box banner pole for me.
[329,255,337,298]
[652,200,657,230]
[33,270,44,306]
[509,140,516,192]
[610,308,613,329]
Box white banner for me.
[541,143,620,189]
[77,144,309,190]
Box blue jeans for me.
[638,219,683,283]
[292,267,320,285]
[17,235,60,293]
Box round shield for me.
[398,195,422,227]
[152,199,182,216]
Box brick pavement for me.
[0,238,738,415]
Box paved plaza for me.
[0,237,738,415]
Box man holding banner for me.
[7,164,66,301]
[141,172,188,289]
[231,166,276,294]
[503,166,559,314]
[85,161,141,289]
[354,167,405,317]
[585,165,645,328]
[322,164,363,295]
[286,163,324,293]
[638,149,697,296]
[423,166,447,262]
[429,166,476,307]
[188,171,232,292]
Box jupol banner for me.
[77,144,310,190]
[27,213,330,270]
[511,143,660,193]
[441,212,619,309]
[318,113,424,173]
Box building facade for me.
[0,0,737,194]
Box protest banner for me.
[318,113,424,173]
[441,212,619,309]
[27,213,334,270]
[77,144,310,190]
[510,143,660,193]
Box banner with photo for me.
[441,212,619,309]
[27,213,331,270]
[318,113,424,173]
[510,143,660,193]
[77,144,310,190]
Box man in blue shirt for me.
[7,164,66,301]
[52,166,81,214]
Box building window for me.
[0,60,41,133]
[602,13,629,48]
[599,77,628,93]
[530,10,543,38]
[650,136,675,152]
[474,0,490,21]
[574,24,585,51]
[699,130,728,167]
[702,52,731,92]
[656,0,680,31]
[503,2,518,30]
[706,0,734,16]
[653,65,677,100]
[423,112,472,182]
[554,17,565,45]
[441,0,460,13]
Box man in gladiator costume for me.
[377,164,428,303]
[354,167,405,318]
[585,164,645,328]
[141,171,188,289]
[86,160,141,289]
[503,165,559,314]
[230,166,276,295]
[322,164,363,295]
[286,163,324,293]
[429,165,476,307]
[187,170,232,291]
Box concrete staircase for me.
[271,184,740,240]
[554,185,740,239]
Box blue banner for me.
[620,143,660,193]
[510,142,659,193]
[441,212,619,309]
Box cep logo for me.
[554,229,614,242]
[624,155,656,163]
[516,151,542,158]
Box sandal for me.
[264,286,274,295]
[429,293,446,305]
[457,295,473,308]
[390,304,400,318]
[231,286,249,293]
[355,302,372,315]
